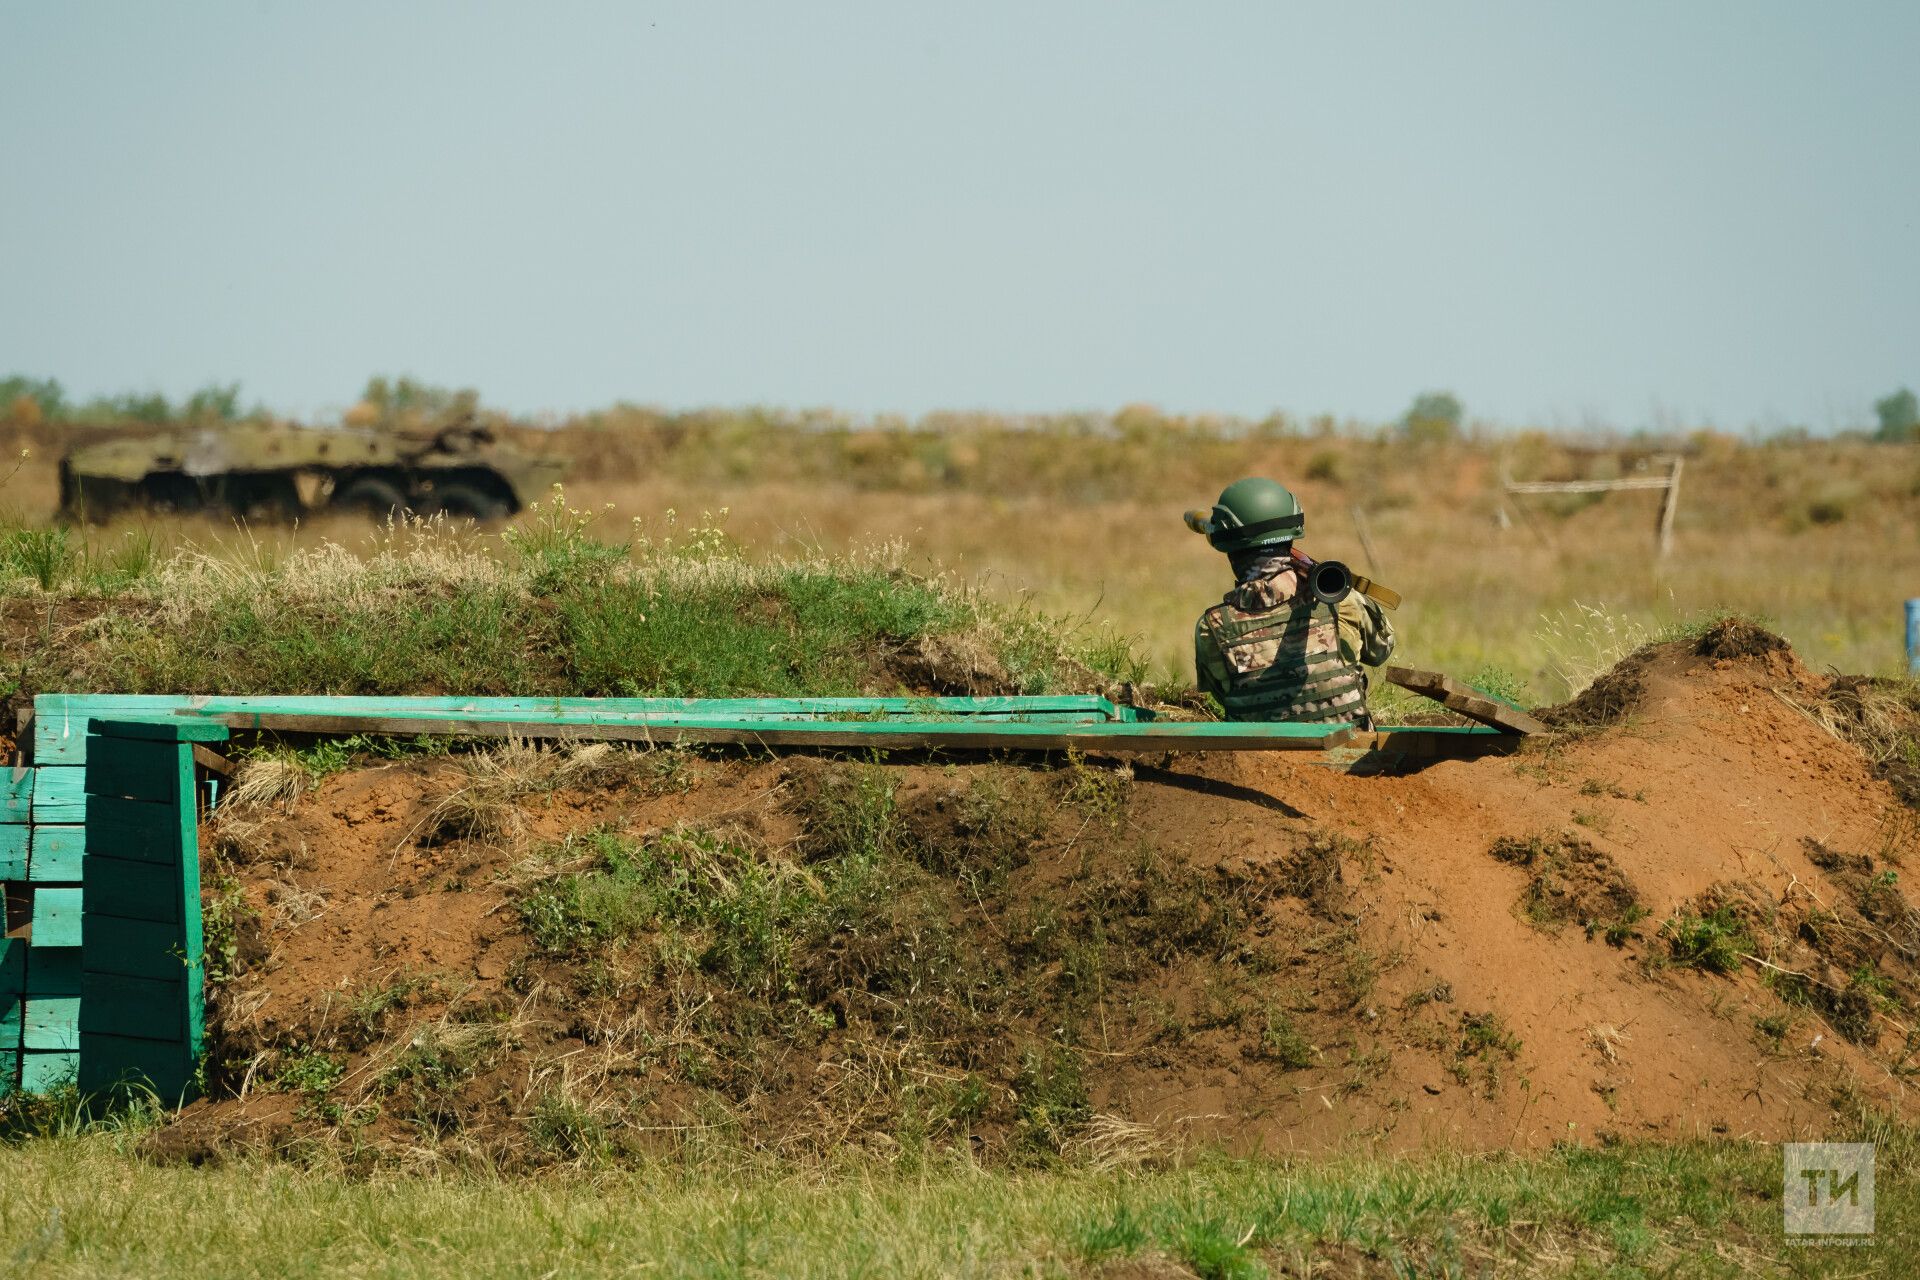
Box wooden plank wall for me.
[76,718,226,1102]
[0,758,84,1095]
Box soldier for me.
[1188,477,1395,725]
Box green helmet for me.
[1183,478,1304,553]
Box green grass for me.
[1,508,1133,701]
[0,1131,1911,1277]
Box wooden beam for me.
[1383,667,1547,736]
[1500,476,1675,494]
[189,745,234,778]
[191,710,1354,754]
[1656,456,1683,557]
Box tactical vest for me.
[1199,586,1369,724]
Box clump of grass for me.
[525,1076,614,1163]
[1465,664,1532,710]
[1013,1044,1091,1159]
[428,741,634,844]
[0,526,78,588]
[1452,1010,1523,1096]
[1660,906,1752,974]
[1256,1010,1316,1069]
[1060,750,1131,826]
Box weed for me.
[1587,904,1650,948]
[277,1050,345,1097]
[1452,1011,1522,1097]
[1661,907,1752,975]
[1340,943,1380,1010]
[1073,1203,1149,1262]
[1013,1044,1091,1158]
[1753,1012,1796,1050]
[199,874,254,987]
[348,973,434,1037]
[526,1084,612,1162]
[1,526,77,588]
[801,761,899,862]
[1257,1009,1316,1069]
[1060,750,1131,826]
[1172,1217,1262,1280]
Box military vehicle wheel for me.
[332,477,411,518]
[432,483,509,521]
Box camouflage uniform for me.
[1194,562,1396,724]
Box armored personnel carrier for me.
[56,418,567,523]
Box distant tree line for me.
[4,372,1918,441]
[0,375,252,427]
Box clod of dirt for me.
[1693,618,1789,661]
[1487,834,1642,941]
[1535,649,1652,729]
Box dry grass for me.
[228,756,310,812]
[425,741,640,844]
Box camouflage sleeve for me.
[1194,616,1230,705]
[1336,594,1396,667]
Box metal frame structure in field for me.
[3,692,1514,1098]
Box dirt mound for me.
[155,632,1920,1169]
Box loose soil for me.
[155,631,1920,1169]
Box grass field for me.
[1,1119,1911,1278]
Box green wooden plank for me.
[0,998,19,1051]
[30,888,83,948]
[0,768,32,823]
[0,1053,16,1096]
[79,856,181,925]
[31,766,86,824]
[89,717,230,744]
[27,826,83,882]
[79,973,184,1042]
[20,1049,77,1093]
[86,796,186,866]
[86,740,190,807]
[193,712,1354,752]
[23,947,80,996]
[77,1033,194,1100]
[82,915,189,979]
[0,939,22,994]
[37,694,1131,762]
[0,825,26,879]
[22,996,78,1051]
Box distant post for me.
[1908,599,1920,677]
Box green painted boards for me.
[77,718,226,1101]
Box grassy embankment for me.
[0,495,1139,706]
[14,407,1920,698]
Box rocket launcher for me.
[1183,509,1402,611]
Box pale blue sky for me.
[2,2,1914,430]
